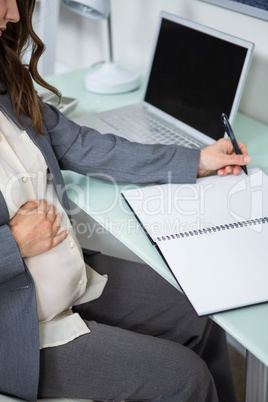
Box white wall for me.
[31,0,60,76]
[55,0,268,125]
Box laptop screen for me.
[144,15,253,141]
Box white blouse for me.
[0,111,107,348]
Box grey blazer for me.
[0,86,200,401]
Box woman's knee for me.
[136,336,218,402]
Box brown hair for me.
[0,0,60,134]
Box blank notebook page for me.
[122,168,268,315]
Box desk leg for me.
[245,351,268,402]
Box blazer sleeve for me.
[0,192,25,283]
[43,104,200,185]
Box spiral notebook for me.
[121,168,268,316]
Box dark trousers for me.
[38,253,237,402]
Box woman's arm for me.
[0,192,25,283]
[0,224,25,283]
[43,104,200,185]
[43,104,251,185]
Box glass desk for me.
[47,68,268,402]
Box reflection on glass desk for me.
[47,68,268,402]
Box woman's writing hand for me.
[197,138,251,177]
[8,200,68,258]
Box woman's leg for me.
[38,253,236,401]
[39,320,217,401]
[78,253,236,401]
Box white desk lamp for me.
[60,0,140,94]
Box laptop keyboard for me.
[101,108,203,148]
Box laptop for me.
[73,11,254,148]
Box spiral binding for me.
[156,217,268,242]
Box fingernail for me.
[244,156,251,163]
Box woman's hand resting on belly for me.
[8,199,68,258]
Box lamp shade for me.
[61,0,110,20]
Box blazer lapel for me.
[0,90,71,212]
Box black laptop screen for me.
[144,18,249,141]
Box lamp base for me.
[85,62,140,94]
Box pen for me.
[221,113,248,175]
